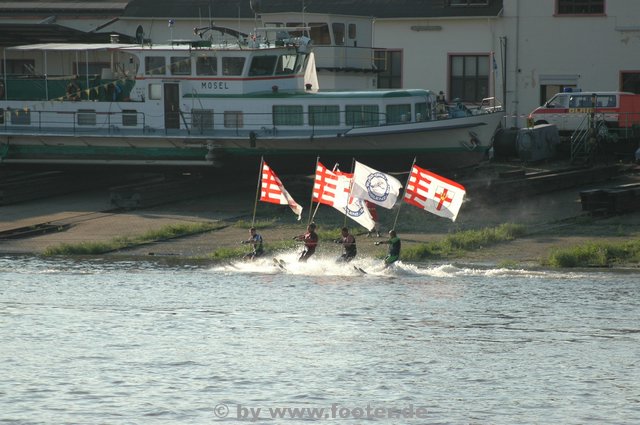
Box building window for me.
[540,84,577,105]
[621,72,640,94]
[556,0,605,15]
[273,105,303,126]
[346,105,379,127]
[374,49,403,89]
[449,54,489,103]
[450,0,489,5]
[170,57,191,75]
[309,105,340,126]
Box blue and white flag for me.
[351,161,403,209]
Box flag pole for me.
[392,157,416,231]
[343,157,356,228]
[307,156,320,225]
[251,156,264,227]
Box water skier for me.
[335,227,357,263]
[241,227,264,260]
[293,223,318,262]
[375,229,401,268]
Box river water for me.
[1,254,639,425]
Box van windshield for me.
[546,94,569,108]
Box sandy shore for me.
[1,164,639,269]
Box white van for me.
[528,91,632,135]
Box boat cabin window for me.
[170,57,191,75]
[145,56,166,75]
[11,109,31,125]
[222,57,245,76]
[249,55,277,76]
[2,59,35,75]
[276,54,297,75]
[309,105,340,126]
[196,56,217,76]
[346,105,379,127]
[332,23,345,45]
[149,84,162,100]
[0,109,3,124]
[273,105,303,126]
[386,104,412,123]
[349,24,357,40]
[73,61,109,75]
[77,109,96,126]
[224,111,243,128]
[415,102,429,121]
[308,23,331,45]
[192,109,214,131]
[122,110,138,126]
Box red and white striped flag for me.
[313,162,376,231]
[404,164,466,222]
[260,162,303,220]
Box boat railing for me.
[0,108,433,138]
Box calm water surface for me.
[1,255,639,424]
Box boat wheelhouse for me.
[0,31,503,172]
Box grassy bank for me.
[401,223,528,262]
[43,222,224,256]
[545,239,640,268]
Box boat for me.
[0,28,503,173]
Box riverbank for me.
[1,162,639,269]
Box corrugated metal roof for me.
[0,1,128,12]
[122,0,503,19]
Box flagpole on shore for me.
[392,157,416,230]
[251,156,264,227]
[307,156,320,225]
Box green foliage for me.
[402,223,528,261]
[546,239,640,268]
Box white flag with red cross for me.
[404,164,465,222]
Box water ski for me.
[273,258,287,271]
[353,265,367,274]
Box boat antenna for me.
[392,157,417,230]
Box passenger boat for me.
[0,28,503,172]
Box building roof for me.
[0,1,128,14]
[122,0,503,19]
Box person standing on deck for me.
[375,229,401,267]
[294,223,318,262]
